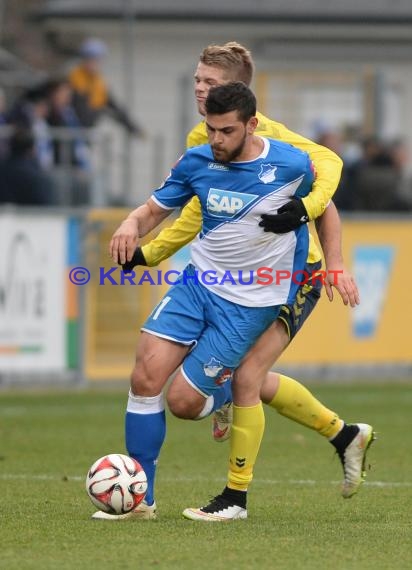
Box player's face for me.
[206,111,249,163]
[194,63,231,116]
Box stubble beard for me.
[212,132,247,163]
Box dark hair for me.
[205,81,256,123]
[43,77,71,97]
[24,77,69,103]
[25,83,49,103]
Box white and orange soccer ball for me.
[86,454,147,514]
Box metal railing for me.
[0,124,115,207]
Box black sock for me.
[221,486,247,509]
[330,424,360,453]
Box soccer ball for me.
[86,454,147,514]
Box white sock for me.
[126,390,165,414]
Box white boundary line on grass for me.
[0,473,411,488]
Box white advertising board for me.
[0,211,67,372]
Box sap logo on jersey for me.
[207,188,257,218]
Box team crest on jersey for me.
[203,357,223,378]
[207,188,258,218]
[258,164,277,184]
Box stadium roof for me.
[35,0,412,23]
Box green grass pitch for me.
[1,382,411,570]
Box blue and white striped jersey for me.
[151,137,314,307]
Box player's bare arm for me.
[315,202,360,308]
[109,199,171,265]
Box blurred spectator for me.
[45,77,91,205]
[6,83,53,169]
[46,77,90,170]
[0,88,8,159]
[352,136,411,211]
[361,135,393,166]
[68,38,145,136]
[328,133,411,212]
[340,124,363,167]
[390,138,412,207]
[0,129,57,206]
[391,138,408,170]
[0,88,6,125]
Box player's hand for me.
[325,265,360,308]
[259,198,309,234]
[109,218,140,265]
[121,247,148,273]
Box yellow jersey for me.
[142,111,343,266]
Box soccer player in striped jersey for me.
[97,82,318,522]
[95,44,374,523]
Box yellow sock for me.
[269,374,343,439]
[227,403,265,491]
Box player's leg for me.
[215,263,375,497]
[167,369,232,420]
[213,271,342,442]
[166,276,264,421]
[125,332,189,509]
[260,271,375,497]
[182,297,280,522]
[92,331,190,521]
[243,323,342,439]
[182,373,265,522]
[262,369,375,497]
[93,275,207,521]
[233,325,375,498]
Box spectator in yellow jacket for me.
[68,38,145,137]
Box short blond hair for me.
[199,41,254,86]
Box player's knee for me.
[167,393,198,419]
[167,382,204,419]
[168,401,194,419]
[130,357,166,396]
[233,369,262,405]
[236,356,268,392]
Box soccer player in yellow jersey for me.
[96,43,375,523]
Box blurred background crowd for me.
[0,37,144,207]
[317,129,411,212]
[0,0,412,212]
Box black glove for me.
[259,198,309,234]
[121,247,148,273]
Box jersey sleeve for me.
[294,155,316,199]
[265,119,343,220]
[142,197,202,266]
[151,154,194,210]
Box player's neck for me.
[233,135,264,162]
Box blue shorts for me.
[278,261,323,340]
[142,264,280,398]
